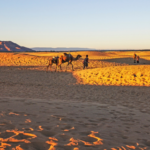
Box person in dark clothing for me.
[83,55,89,69]
[137,55,139,63]
[133,53,137,63]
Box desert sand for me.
[0,51,150,150]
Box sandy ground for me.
[0,51,150,150]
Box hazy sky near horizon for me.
[1,0,150,49]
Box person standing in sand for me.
[83,55,89,69]
[137,55,140,63]
[133,53,137,63]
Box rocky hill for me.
[0,41,34,52]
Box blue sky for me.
[1,0,150,49]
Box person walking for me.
[83,55,89,69]
[133,53,137,63]
[137,55,140,63]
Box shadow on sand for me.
[101,57,150,65]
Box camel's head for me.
[77,54,82,59]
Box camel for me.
[58,53,82,71]
[46,56,61,72]
[46,53,82,72]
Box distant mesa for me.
[0,41,35,52]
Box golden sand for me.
[74,65,150,86]
[0,51,150,150]
[0,51,150,86]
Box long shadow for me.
[101,57,150,65]
[0,66,39,69]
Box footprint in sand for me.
[41,130,57,137]
[0,100,9,103]
[55,106,63,109]
[122,135,128,139]
[25,102,36,105]
[31,139,49,150]
[57,133,72,140]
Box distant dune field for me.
[24,51,150,60]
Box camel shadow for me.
[101,57,150,65]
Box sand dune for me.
[0,51,150,149]
[74,65,150,86]
[24,51,150,60]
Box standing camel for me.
[46,56,62,72]
[46,53,82,72]
[57,53,82,71]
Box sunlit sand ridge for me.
[0,51,150,149]
[72,51,150,86]
[74,65,150,86]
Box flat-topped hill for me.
[0,41,34,52]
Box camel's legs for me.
[66,61,74,71]
[50,65,52,71]
[56,64,62,71]
[66,62,70,71]
[46,64,50,72]
[60,65,62,71]
[46,65,49,72]
[46,64,52,72]
[71,62,74,71]
[55,64,57,72]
